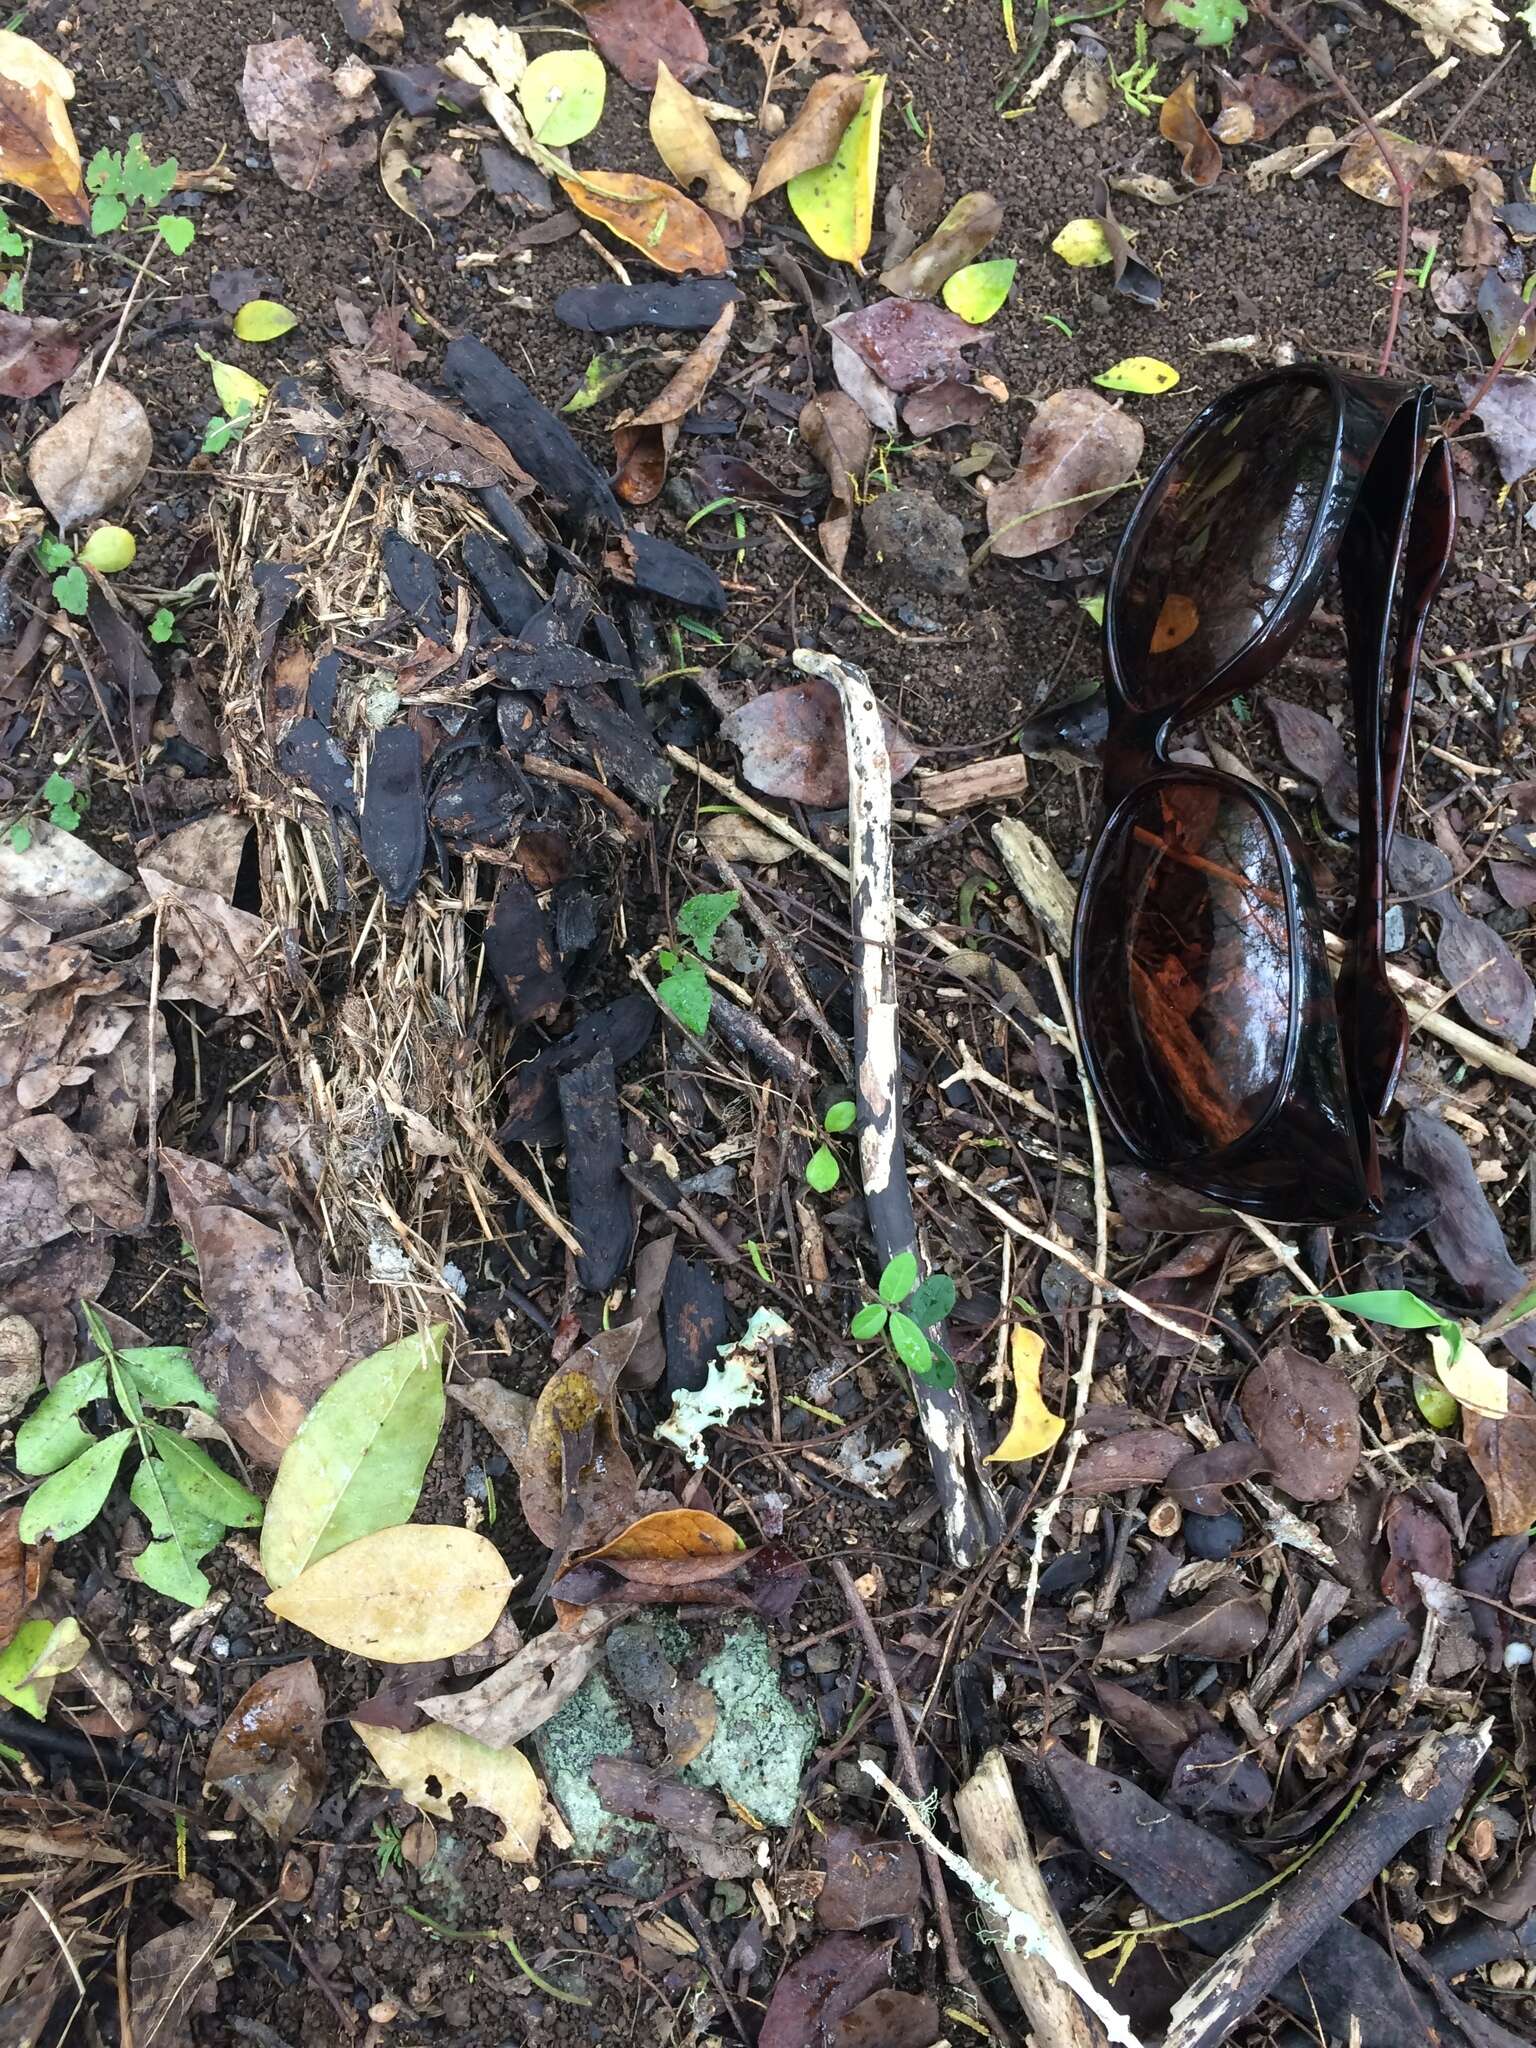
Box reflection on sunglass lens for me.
[1111,380,1336,709]
[1079,782,1295,1161]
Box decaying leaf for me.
[420,1606,614,1747]
[722,675,919,808]
[1092,174,1163,305]
[879,189,1002,298]
[1466,1384,1536,1536]
[0,1611,81,1716]
[986,1327,1065,1463]
[1100,1590,1269,1662]
[239,36,382,199]
[0,31,87,227]
[509,1325,642,1551]
[1160,73,1221,188]
[759,1933,895,2048]
[266,1524,513,1661]
[129,1900,235,2048]
[0,1315,43,1430]
[614,300,736,504]
[0,310,79,399]
[880,158,946,266]
[138,814,267,1016]
[447,12,527,93]
[1067,1423,1189,1494]
[1382,1493,1454,1607]
[984,387,1143,561]
[1379,0,1504,58]
[1268,695,1358,829]
[1238,1349,1360,1503]
[800,389,871,575]
[1213,66,1310,144]
[649,62,749,220]
[818,1824,923,1930]
[1458,372,1536,484]
[584,1506,745,1576]
[1063,56,1109,129]
[353,1718,543,1862]
[0,1505,51,1651]
[27,381,152,531]
[559,167,728,276]
[827,299,988,393]
[204,1660,327,1843]
[337,0,404,54]
[577,0,710,89]
[787,73,885,266]
[752,72,866,203]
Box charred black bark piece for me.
[1266,1608,1413,1733]
[376,63,480,116]
[484,875,566,1023]
[663,1254,729,1396]
[561,690,672,807]
[609,529,727,615]
[522,567,596,649]
[381,531,452,645]
[552,279,739,334]
[485,644,629,691]
[558,1046,632,1292]
[274,374,341,465]
[361,725,426,906]
[253,560,301,673]
[462,531,542,637]
[442,335,624,529]
[277,717,358,821]
[552,881,602,979]
[428,749,523,849]
[308,649,341,729]
[477,485,548,571]
[499,994,655,1144]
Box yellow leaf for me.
[353,1720,542,1863]
[1429,1328,1510,1419]
[518,48,606,148]
[986,1327,1065,1463]
[649,61,749,222]
[1052,217,1113,267]
[558,167,727,275]
[204,356,268,418]
[266,1525,512,1661]
[0,31,86,228]
[585,1508,744,1562]
[1094,355,1180,395]
[787,72,885,267]
[232,299,298,343]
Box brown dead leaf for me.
[818,1824,922,1930]
[577,0,710,88]
[1239,1348,1360,1503]
[420,1606,615,1748]
[353,1718,542,1862]
[239,36,381,199]
[613,301,736,506]
[1213,67,1310,144]
[10,1115,140,1231]
[1100,1590,1268,1662]
[1160,74,1221,188]
[28,381,152,531]
[130,1900,234,2048]
[1063,57,1109,129]
[650,62,749,221]
[1465,1383,1536,1537]
[512,1325,642,1552]
[330,347,534,491]
[752,73,867,202]
[1382,1494,1454,1608]
[985,387,1144,561]
[419,150,478,219]
[0,1505,52,1653]
[559,168,727,276]
[800,389,871,574]
[1066,1424,1189,1494]
[585,1506,744,1564]
[204,1660,326,1843]
[0,311,78,399]
[879,190,1001,299]
[335,0,403,55]
[722,675,919,808]
[140,815,266,1015]
[827,300,989,393]
[0,32,86,227]
[791,0,873,68]
[1339,132,1500,217]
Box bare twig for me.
[1287,56,1459,176]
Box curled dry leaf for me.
[753,72,866,202]
[510,1324,641,1551]
[1164,1441,1266,1515]
[1464,1383,1536,1536]
[1160,74,1221,188]
[239,36,382,199]
[420,1605,614,1747]
[614,300,736,505]
[559,168,728,276]
[759,1934,895,2048]
[353,1718,542,1862]
[650,62,749,221]
[722,675,919,809]
[986,1327,1065,1463]
[1066,1424,1188,1494]
[879,190,1002,299]
[984,387,1143,561]
[800,388,871,575]
[577,0,710,89]
[1092,174,1163,306]
[1382,1493,1454,1608]
[0,1504,52,1652]
[28,381,152,531]
[0,311,79,400]
[204,1660,327,1843]
[1238,1348,1361,1503]
[1100,1590,1268,1662]
[265,1524,513,1662]
[0,31,87,226]
[827,299,988,393]
[1213,67,1310,144]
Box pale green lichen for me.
[655,1307,789,1468]
[684,1624,815,1827]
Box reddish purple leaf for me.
[1238,1348,1360,1504]
[826,301,989,395]
[0,311,79,398]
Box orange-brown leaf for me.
[0,33,87,227]
[558,169,727,276]
[586,1506,744,1563]
[1159,74,1221,190]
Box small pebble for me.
[1184,1510,1243,1561]
[1505,1640,1533,1669]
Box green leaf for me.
[1052,218,1114,268]
[850,1303,889,1341]
[15,1358,108,1475]
[0,1619,54,1718]
[41,770,75,809]
[788,73,885,266]
[942,258,1017,324]
[130,1458,220,1607]
[1165,0,1246,44]
[201,414,248,456]
[805,1144,840,1193]
[0,273,22,313]
[121,136,178,210]
[518,47,607,147]
[561,351,631,414]
[823,1099,856,1134]
[9,820,31,853]
[676,889,739,960]
[148,1427,262,1530]
[85,146,114,192]
[50,803,80,831]
[1414,1379,1459,1430]
[35,535,72,572]
[148,607,176,643]
[1093,356,1180,395]
[879,1252,918,1305]
[926,1341,958,1391]
[1322,1289,1453,1333]
[657,958,712,1035]
[157,214,195,255]
[888,1310,934,1378]
[259,1327,447,1589]
[19,1430,133,1543]
[90,193,128,236]
[232,299,298,343]
[52,566,89,616]
[121,1346,215,1412]
[905,1274,957,1330]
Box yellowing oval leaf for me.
[352,1720,542,1862]
[232,299,298,343]
[518,47,606,147]
[78,524,136,573]
[558,168,726,276]
[265,1524,511,1661]
[206,357,267,418]
[787,72,885,268]
[1052,217,1112,267]
[1429,1328,1509,1419]
[1094,355,1180,395]
[943,257,1016,324]
[585,1507,744,1563]
[649,60,749,222]
[986,1326,1065,1463]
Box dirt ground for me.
[6,0,1536,2042]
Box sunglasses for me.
[1070,366,1456,1225]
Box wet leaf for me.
[260,1327,447,1590]
[1403,1110,1532,1324]
[760,1934,894,2048]
[986,1327,1065,1463]
[943,258,1016,323]
[508,1326,641,1550]
[576,0,709,89]
[1067,1424,1189,1494]
[828,298,987,392]
[239,35,380,199]
[801,390,871,575]
[0,31,86,227]
[1238,1348,1360,1503]
[1160,73,1221,188]
[722,675,919,808]
[353,1718,542,1861]
[649,61,749,220]
[1092,174,1164,305]
[518,48,606,147]
[1465,1384,1536,1536]
[0,310,79,399]
[1052,217,1113,267]
[232,299,298,342]
[1100,1591,1268,1662]
[439,332,614,518]
[985,387,1143,561]
[1382,1494,1453,1608]
[1095,356,1180,395]
[818,1825,922,1930]
[559,166,727,276]
[787,73,885,266]
[1165,1441,1266,1515]
[1434,904,1535,1047]
[205,1660,326,1842]
[266,1525,513,1661]
[1459,372,1536,485]
[1267,694,1357,829]
[27,381,152,530]
[880,190,1002,298]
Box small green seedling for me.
[1108,20,1164,114]
[656,888,738,1035]
[148,607,177,644]
[85,133,193,251]
[15,1304,262,1607]
[849,1252,959,1389]
[1320,1287,1469,1430]
[805,1098,856,1195]
[374,1820,407,1873]
[8,765,88,852]
[202,399,256,456]
[0,200,25,310]
[35,533,88,617]
[1165,0,1246,45]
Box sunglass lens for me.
[1110,379,1336,709]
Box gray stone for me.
[862,489,969,597]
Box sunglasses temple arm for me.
[1382,438,1457,833]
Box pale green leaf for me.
[657,960,711,1034]
[19,1430,133,1542]
[148,1427,262,1531]
[200,350,268,417]
[78,525,136,573]
[942,257,1016,323]
[0,1618,56,1718]
[232,299,298,343]
[122,1346,215,1411]
[518,48,606,147]
[157,214,195,255]
[823,1099,856,1134]
[677,889,739,960]
[130,1458,221,1607]
[14,1357,108,1475]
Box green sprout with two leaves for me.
[656,888,738,1035]
[16,1305,261,1607]
[850,1252,959,1390]
[8,765,87,852]
[806,1099,856,1195]
[1107,19,1165,115]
